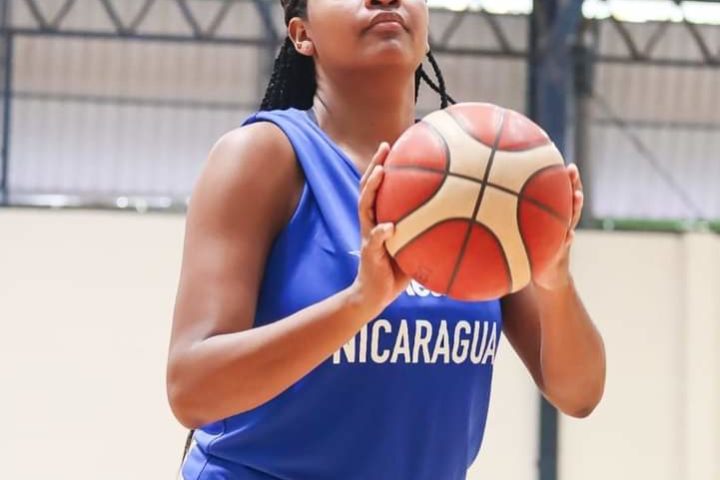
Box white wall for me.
[561,231,720,480]
[0,209,187,479]
[1,209,718,480]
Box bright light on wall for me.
[583,0,683,22]
[429,0,720,24]
[426,0,531,14]
[682,1,720,24]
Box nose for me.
[367,0,399,8]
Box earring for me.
[298,42,313,55]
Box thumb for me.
[368,223,394,255]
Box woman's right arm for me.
[166,125,408,430]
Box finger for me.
[358,165,385,237]
[568,163,583,192]
[360,143,389,188]
[374,142,391,166]
[565,228,576,248]
[570,190,584,229]
[360,142,390,189]
[366,223,395,259]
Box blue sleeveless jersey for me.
[180,108,503,480]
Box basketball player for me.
[166,0,606,478]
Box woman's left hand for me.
[532,163,584,291]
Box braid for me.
[414,67,423,102]
[180,429,194,468]
[260,0,315,111]
[260,38,315,110]
[418,50,456,108]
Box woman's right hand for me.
[350,142,411,318]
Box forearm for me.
[535,277,606,417]
[168,286,376,429]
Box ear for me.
[288,18,315,57]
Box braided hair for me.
[179,0,454,470]
[260,0,455,111]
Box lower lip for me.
[368,21,405,32]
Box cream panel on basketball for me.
[386,176,481,256]
[423,110,494,181]
[476,188,531,292]
[488,144,563,194]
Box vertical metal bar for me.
[538,399,559,480]
[573,21,596,228]
[527,9,559,479]
[0,0,12,206]
[527,1,584,479]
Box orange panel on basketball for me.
[448,222,511,301]
[518,201,568,276]
[376,168,446,224]
[521,166,573,222]
[499,109,551,151]
[445,103,504,148]
[384,122,448,170]
[394,219,469,295]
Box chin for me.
[361,45,421,70]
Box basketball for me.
[375,103,573,301]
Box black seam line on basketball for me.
[517,164,571,227]
[386,122,451,226]
[446,107,551,153]
[391,218,478,295]
[385,164,568,225]
[446,109,511,295]
[421,119,452,174]
[469,220,513,299]
[392,218,513,298]
[516,163,572,281]
[517,186,533,281]
[392,217,472,260]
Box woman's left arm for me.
[501,164,606,418]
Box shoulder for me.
[207,121,296,179]
[188,121,303,238]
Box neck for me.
[312,66,417,173]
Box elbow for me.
[167,384,205,430]
[167,382,199,430]
[547,359,607,420]
[564,401,599,419]
[557,384,605,419]
[166,361,207,430]
[545,375,606,419]
[545,395,600,419]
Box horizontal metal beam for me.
[5,14,719,68]
[597,53,720,68]
[7,27,272,47]
[10,27,720,69]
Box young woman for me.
[166,0,606,478]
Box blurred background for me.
[0,0,718,479]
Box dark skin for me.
[167,0,605,430]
